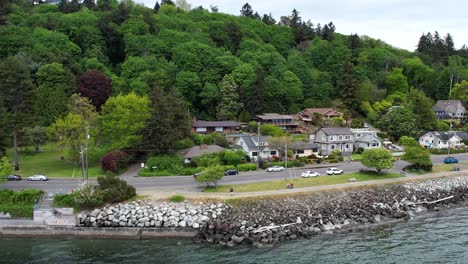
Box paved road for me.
[2,153,467,193]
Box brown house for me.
[297,108,342,123]
[256,113,301,133]
[192,120,242,134]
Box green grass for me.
[431,162,468,173]
[204,172,402,193]
[169,195,185,203]
[351,153,363,161]
[6,143,106,178]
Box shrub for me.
[11,189,44,204]
[97,175,136,203]
[53,193,76,208]
[237,163,257,171]
[0,204,34,218]
[101,151,130,173]
[146,154,184,171]
[169,195,185,203]
[73,184,105,209]
[194,153,222,167]
[0,190,14,202]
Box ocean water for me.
[1,207,468,264]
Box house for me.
[256,113,301,133]
[419,131,463,149]
[289,141,319,157]
[314,128,354,155]
[296,108,342,123]
[192,120,242,134]
[235,135,279,161]
[350,128,382,150]
[181,144,226,164]
[433,100,465,120]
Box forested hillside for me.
[1,0,468,160]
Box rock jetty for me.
[197,176,468,246]
[76,201,227,229]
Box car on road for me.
[444,157,458,164]
[7,174,22,181]
[266,166,285,172]
[27,174,48,181]
[326,168,343,175]
[301,171,320,178]
[224,168,239,176]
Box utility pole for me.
[257,122,261,170]
[80,145,85,182]
[85,126,90,182]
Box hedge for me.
[0,204,34,218]
[236,163,257,171]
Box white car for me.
[326,168,343,175]
[28,174,49,181]
[301,171,320,178]
[266,166,285,172]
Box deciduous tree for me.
[216,74,242,120]
[77,70,112,110]
[195,165,224,187]
[379,107,418,141]
[361,148,393,174]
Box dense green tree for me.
[18,126,47,151]
[0,0,12,25]
[216,75,242,120]
[240,3,254,17]
[398,136,419,147]
[379,107,418,140]
[402,57,434,90]
[0,156,13,179]
[0,57,35,170]
[385,68,409,95]
[195,165,224,187]
[450,80,468,104]
[141,86,191,154]
[406,89,437,130]
[100,92,151,150]
[402,146,432,171]
[361,148,394,174]
[260,124,284,137]
[337,61,360,110]
[34,63,75,126]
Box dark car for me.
[444,157,458,164]
[7,174,22,181]
[224,168,239,176]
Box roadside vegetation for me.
[0,189,44,218]
[204,172,401,193]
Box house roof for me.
[453,131,468,140]
[355,134,380,143]
[320,127,353,135]
[256,113,294,120]
[302,108,341,116]
[182,145,225,158]
[193,120,241,128]
[239,135,271,151]
[433,100,464,113]
[290,140,318,150]
[421,131,462,141]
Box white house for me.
[419,131,463,149]
[235,135,279,161]
[350,128,382,150]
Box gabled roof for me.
[453,131,468,140]
[319,127,353,135]
[182,145,225,158]
[302,108,341,116]
[193,120,241,128]
[290,140,318,150]
[433,100,465,113]
[421,131,463,141]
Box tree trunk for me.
[13,129,19,171]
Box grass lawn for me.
[6,143,106,178]
[431,162,468,173]
[351,153,363,161]
[204,172,402,193]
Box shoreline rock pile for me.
[197,176,468,246]
[76,201,227,229]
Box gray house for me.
[350,128,382,150]
[235,135,278,161]
[433,100,465,120]
[314,128,354,155]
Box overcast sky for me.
[137,0,468,51]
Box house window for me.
[296,150,304,154]
[330,136,334,141]
[259,142,265,146]
[331,145,335,150]
[345,144,349,149]
[270,151,277,155]
[339,136,343,140]
[252,152,258,156]
[215,127,223,132]
[196,127,207,132]
[345,135,350,140]
[372,142,378,147]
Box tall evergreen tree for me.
[0,57,35,170]
[0,0,12,25]
[142,86,191,154]
[261,13,276,25]
[240,3,254,17]
[161,0,174,6]
[216,75,242,120]
[83,0,96,9]
[154,1,160,11]
[337,61,360,111]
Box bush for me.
[97,176,136,203]
[0,204,34,218]
[11,189,45,204]
[53,193,76,208]
[101,150,130,173]
[73,183,105,209]
[0,190,14,202]
[169,195,185,203]
[237,163,257,172]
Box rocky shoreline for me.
[76,176,468,247]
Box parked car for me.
[326,168,343,175]
[444,157,458,164]
[266,166,285,172]
[7,174,22,181]
[224,168,239,176]
[27,174,48,181]
[301,171,320,178]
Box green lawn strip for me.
[431,162,468,173]
[204,172,402,193]
[6,143,106,178]
[0,204,35,218]
[351,153,363,161]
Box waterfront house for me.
[192,119,242,134]
[235,135,278,161]
[350,128,382,150]
[314,128,354,155]
[255,113,301,133]
[181,144,226,164]
[296,108,342,123]
[419,131,463,149]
